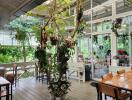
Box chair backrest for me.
[101,72,113,81]
[12,64,18,75]
[0,67,5,77]
[5,64,17,84]
[117,69,125,74]
[97,83,119,98]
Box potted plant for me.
[48,37,75,100]
[30,0,83,99]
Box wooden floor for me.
[2,78,97,100]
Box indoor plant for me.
[29,0,84,99]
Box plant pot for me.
[50,94,65,100]
[50,37,58,45]
[50,94,56,100]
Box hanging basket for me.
[50,36,58,45]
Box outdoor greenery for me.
[0,45,35,63]
[6,15,41,62]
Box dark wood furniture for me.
[35,63,47,83]
[0,67,5,77]
[5,64,18,86]
[95,70,132,100]
[96,82,130,100]
[0,77,12,100]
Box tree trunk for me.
[22,42,26,62]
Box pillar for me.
[111,0,117,66]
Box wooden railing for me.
[0,61,37,68]
[0,61,38,79]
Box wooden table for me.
[0,77,12,100]
[94,71,132,100]
[95,71,132,91]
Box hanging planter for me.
[65,37,76,48]
[15,30,27,42]
[93,35,98,43]
[50,36,58,45]
[111,18,122,37]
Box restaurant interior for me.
[0,0,132,100]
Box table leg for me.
[97,92,100,100]
[0,86,1,100]
[130,92,132,100]
[11,84,12,100]
[6,85,9,100]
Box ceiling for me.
[0,0,46,27]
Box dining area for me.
[94,67,132,100]
[0,61,36,100]
[0,67,13,100]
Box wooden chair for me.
[101,72,113,99]
[0,67,5,77]
[5,64,18,86]
[101,72,113,81]
[95,82,130,100]
[35,62,48,83]
[117,69,125,74]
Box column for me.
[111,0,117,66]
[90,0,94,78]
[128,33,132,67]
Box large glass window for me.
[116,17,130,66]
[92,34,111,77]
[77,37,91,62]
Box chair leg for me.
[105,95,107,100]
[99,92,102,100]
[130,92,132,100]
[97,92,100,100]
[11,84,12,100]
[0,86,1,100]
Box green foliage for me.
[8,15,40,33]
[0,54,12,63]
[32,26,41,42]
[48,42,73,97]
[48,77,71,97]
[7,15,41,44]
[45,27,55,35]
[15,30,28,42]
[0,46,35,63]
[117,36,129,53]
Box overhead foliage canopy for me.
[27,0,84,41]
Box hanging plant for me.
[93,35,98,43]
[111,18,122,37]
[50,36,58,45]
[15,29,28,42]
